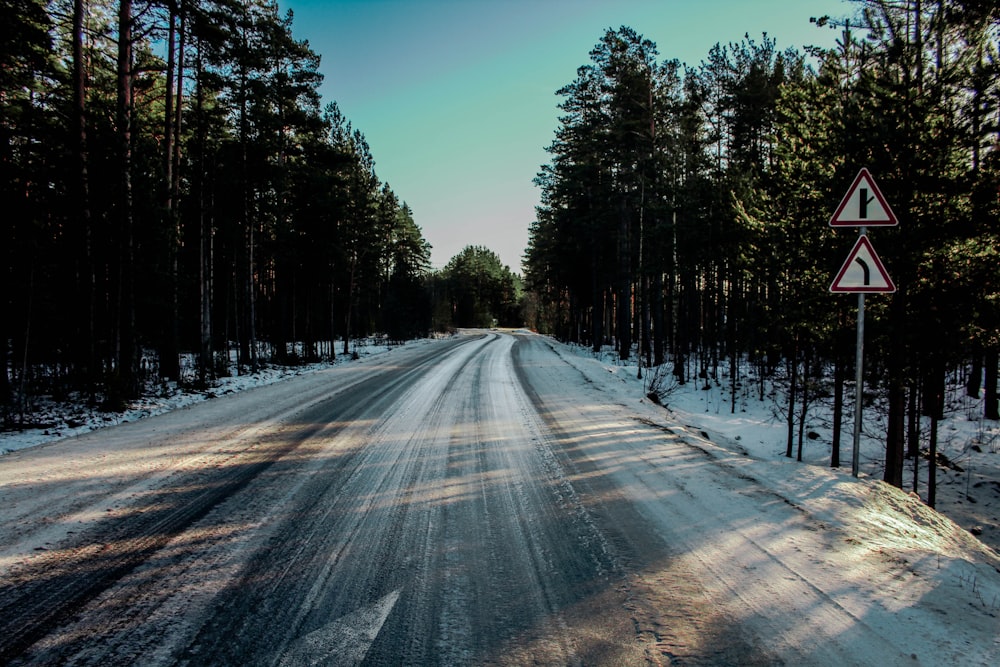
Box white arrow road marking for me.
[278,589,401,667]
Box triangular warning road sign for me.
[830,168,898,227]
[830,235,896,293]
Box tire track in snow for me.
[0,336,477,665]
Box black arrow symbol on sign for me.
[855,257,871,286]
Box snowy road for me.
[0,332,996,665]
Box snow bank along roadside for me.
[1,337,436,456]
[567,339,1000,555]
[524,336,1000,664]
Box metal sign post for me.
[852,235,866,477]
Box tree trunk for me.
[641,273,651,373]
[110,0,138,407]
[617,200,631,361]
[985,347,999,421]
[73,0,97,401]
[909,382,921,495]
[590,239,602,353]
[0,284,8,405]
[199,202,213,385]
[907,379,920,459]
[194,36,214,385]
[884,293,907,488]
[673,270,690,385]
[927,411,938,509]
[908,375,921,495]
[15,270,34,424]
[922,357,944,508]
[160,2,180,381]
[637,206,650,373]
[967,352,982,399]
[173,6,185,202]
[797,348,810,462]
[730,349,738,415]
[344,252,357,356]
[169,3,186,380]
[246,216,258,371]
[885,382,906,488]
[785,339,798,459]
[653,271,664,367]
[831,354,843,468]
[234,264,245,372]
[330,281,337,359]
[237,34,257,373]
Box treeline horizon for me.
[524,0,999,493]
[1,0,521,417]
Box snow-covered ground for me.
[2,331,999,664]
[585,344,1000,557]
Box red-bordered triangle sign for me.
[830,235,896,293]
[830,168,898,227]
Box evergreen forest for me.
[525,1,1000,490]
[1,0,522,418]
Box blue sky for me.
[280,0,852,271]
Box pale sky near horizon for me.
[280,0,852,272]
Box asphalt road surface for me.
[0,332,918,665]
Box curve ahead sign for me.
[830,235,896,293]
